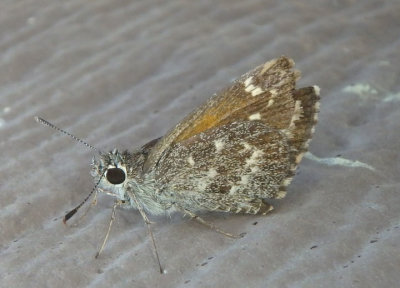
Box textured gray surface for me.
[1,1,399,287]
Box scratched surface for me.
[1,1,399,287]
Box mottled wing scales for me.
[145,56,320,214]
[174,57,299,140]
[155,121,293,213]
[144,57,300,172]
[286,86,320,164]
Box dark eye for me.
[106,168,126,184]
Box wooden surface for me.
[1,1,399,287]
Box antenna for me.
[35,116,100,152]
[63,169,106,223]
[35,116,105,222]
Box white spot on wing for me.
[276,191,287,199]
[244,76,264,96]
[245,84,256,93]
[245,150,264,167]
[229,186,239,195]
[288,100,303,130]
[207,168,218,178]
[214,139,225,153]
[267,99,274,107]
[295,152,305,164]
[198,181,207,190]
[249,113,261,121]
[241,142,252,151]
[282,129,292,138]
[313,85,320,96]
[282,177,293,187]
[260,59,276,75]
[239,175,249,185]
[251,87,264,96]
[244,76,253,87]
[187,155,195,166]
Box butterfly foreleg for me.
[95,199,122,258]
[175,205,243,239]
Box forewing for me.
[154,121,293,205]
[144,56,319,172]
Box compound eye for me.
[106,168,126,184]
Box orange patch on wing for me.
[179,113,219,140]
[175,93,252,142]
[171,57,298,144]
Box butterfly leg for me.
[95,199,121,258]
[176,206,243,239]
[126,190,164,274]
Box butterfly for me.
[36,56,320,273]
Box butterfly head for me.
[91,148,145,201]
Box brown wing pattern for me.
[154,121,292,213]
[144,56,319,213]
[144,56,318,172]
